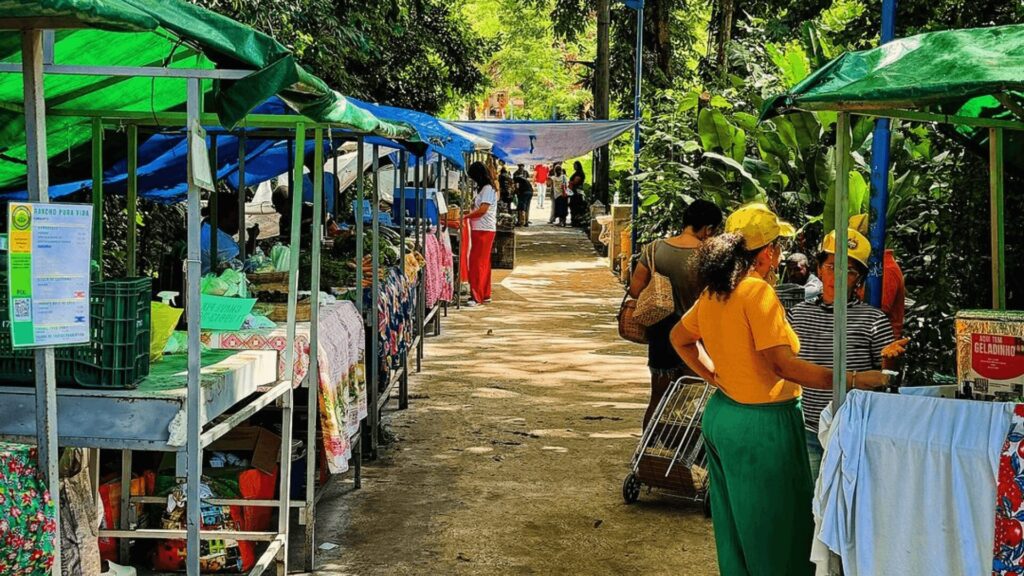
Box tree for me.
[451,0,595,120]
[199,0,488,113]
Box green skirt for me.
[702,391,815,576]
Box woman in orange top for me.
[670,203,887,576]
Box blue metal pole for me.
[630,4,643,260]
[866,0,897,307]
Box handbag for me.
[617,292,647,344]
[633,241,675,327]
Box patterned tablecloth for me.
[0,443,56,575]
[203,304,366,474]
[202,326,311,384]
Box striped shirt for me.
[787,299,895,433]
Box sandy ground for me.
[308,211,718,575]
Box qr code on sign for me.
[12,298,31,321]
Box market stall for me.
[0,2,419,574]
[762,23,1024,575]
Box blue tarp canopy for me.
[443,120,635,165]
[4,98,414,203]
[347,97,481,169]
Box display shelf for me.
[0,350,278,450]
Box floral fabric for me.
[994,405,1024,575]
[367,267,415,386]
[425,233,454,308]
[0,443,56,576]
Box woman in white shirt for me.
[463,161,498,306]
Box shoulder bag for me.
[617,291,648,344]
[633,241,675,327]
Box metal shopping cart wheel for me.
[622,472,641,504]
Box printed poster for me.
[7,202,93,348]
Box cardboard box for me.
[208,425,282,475]
[956,309,1024,398]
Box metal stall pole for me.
[237,133,247,265]
[127,125,138,276]
[434,155,443,336]
[990,127,1006,310]
[865,0,898,307]
[121,121,140,564]
[21,29,61,575]
[399,152,409,401]
[208,135,219,272]
[356,138,365,311]
[415,159,424,375]
[833,111,852,410]
[630,0,644,262]
[333,139,341,221]
[356,139,369,460]
[825,109,853,576]
[278,126,308,576]
[92,117,104,278]
[303,127,325,573]
[184,76,204,576]
[369,145,381,457]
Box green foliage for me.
[199,0,488,113]
[450,0,595,119]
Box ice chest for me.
[956,309,1024,398]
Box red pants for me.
[468,230,495,303]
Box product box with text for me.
[956,309,1024,398]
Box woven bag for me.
[617,292,647,344]
[634,241,675,327]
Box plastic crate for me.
[74,278,152,389]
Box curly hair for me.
[698,233,759,299]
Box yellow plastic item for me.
[150,302,184,362]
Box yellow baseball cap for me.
[822,228,871,267]
[725,203,796,250]
[849,213,869,235]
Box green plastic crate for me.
[75,277,152,389]
[0,276,151,388]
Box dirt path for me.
[311,219,718,575]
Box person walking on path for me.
[788,228,897,478]
[464,161,497,306]
[670,203,888,576]
[553,164,570,226]
[514,164,534,227]
[534,164,549,209]
[567,161,586,226]
[628,200,722,428]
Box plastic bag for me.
[270,244,290,272]
[200,274,230,296]
[218,269,247,298]
[163,331,208,356]
[151,302,184,362]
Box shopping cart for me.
[623,376,714,516]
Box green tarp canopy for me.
[0,0,415,190]
[761,24,1024,172]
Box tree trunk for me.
[653,0,672,81]
[716,0,734,73]
[594,0,611,206]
